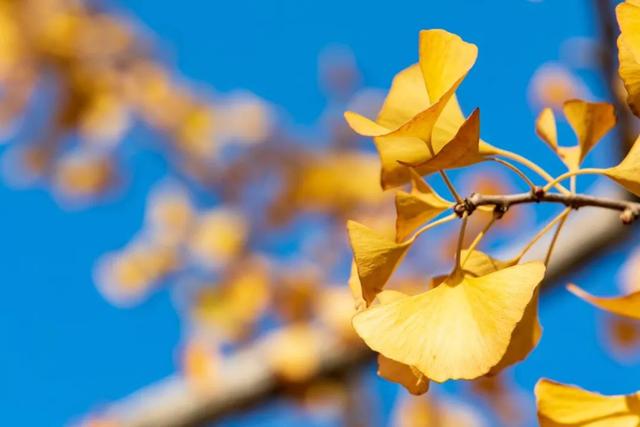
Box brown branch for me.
[454,189,640,223]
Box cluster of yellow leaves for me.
[95,183,249,306]
[344,29,548,395]
[0,0,272,199]
[344,30,498,189]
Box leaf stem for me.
[514,208,572,262]
[486,157,536,191]
[412,213,458,241]
[454,213,469,271]
[544,209,571,266]
[461,216,496,266]
[495,148,571,194]
[542,168,606,192]
[438,170,462,203]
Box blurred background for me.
[1,0,639,426]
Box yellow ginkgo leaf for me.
[460,250,542,374]
[347,220,414,306]
[419,29,478,102]
[395,172,451,242]
[344,29,476,140]
[536,108,559,150]
[617,0,640,62]
[535,101,615,170]
[618,34,640,117]
[535,378,640,426]
[602,134,640,196]
[376,63,431,130]
[402,108,484,173]
[352,262,545,382]
[489,288,542,374]
[563,99,615,164]
[377,354,430,396]
[567,283,640,319]
[535,107,580,170]
[344,29,494,189]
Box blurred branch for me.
[101,327,370,427]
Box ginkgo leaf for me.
[535,107,581,170]
[344,29,496,189]
[460,250,542,374]
[617,0,640,62]
[535,378,640,426]
[372,97,474,189]
[618,1,640,117]
[489,288,542,374]
[347,221,413,306]
[563,100,615,164]
[377,63,431,130]
[618,34,640,117]
[536,108,559,150]
[401,108,485,173]
[567,283,640,319]
[377,354,430,395]
[534,101,615,170]
[602,134,640,196]
[352,262,545,382]
[419,29,478,102]
[395,172,451,242]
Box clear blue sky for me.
[1,1,639,425]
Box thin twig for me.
[514,208,573,262]
[544,210,571,266]
[439,170,462,203]
[462,216,497,266]
[486,157,537,191]
[454,213,469,271]
[457,190,640,221]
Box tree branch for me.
[454,189,640,223]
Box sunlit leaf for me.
[460,250,542,374]
[395,171,451,242]
[602,134,640,196]
[535,378,640,426]
[344,29,498,189]
[618,34,640,118]
[567,283,640,319]
[563,99,615,164]
[347,220,414,306]
[618,0,640,62]
[352,262,545,382]
[534,101,615,169]
[402,108,484,174]
[535,107,559,150]
[377,354,429,396]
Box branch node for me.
[493,204,508,219]
[533,186,545,201]
[455,194,478,217]
[620,208,639,225]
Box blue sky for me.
[1,1,639,425]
